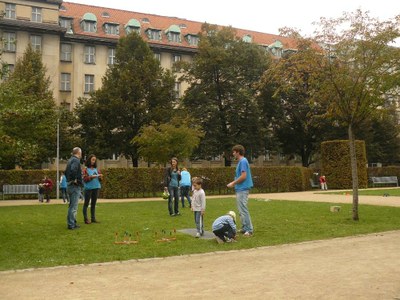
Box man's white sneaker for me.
[195,232,200,238]
[243,232,253,237]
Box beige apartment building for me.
[0,0,300,167]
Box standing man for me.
[65,147,83,230]
[227,144,254,236]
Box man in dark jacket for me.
[65,147,83,230]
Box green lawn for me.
[322,188,400,196]
[1,198,400,271]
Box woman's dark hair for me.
[170,157,179,170]
[85,154,97,168]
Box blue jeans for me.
[168,186,179,215]
[67,185,81,228]
[194,211,204,234]
[236,190,253,233]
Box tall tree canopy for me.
[314,10,400,220]
[0,44,56,169]
[182,24,271,165]
[75,33,176,166]
[258,32,330,167]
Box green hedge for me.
[321,140,368,189]
[0,166,312,199]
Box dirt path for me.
[1,190,400,299]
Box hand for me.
[227,181,235,188]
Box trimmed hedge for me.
[321,140,368,189]
[0,166,312,199]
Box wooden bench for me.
[2,184,38,200]
[370,176,398,187]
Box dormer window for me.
[268,40,283,58]
[165,25,181,43]
[242,34,252,43]
[81,13,97,33]
[186,34,199,46]
[101,12,110,18]
[141,18,150,23]
[125,19,141,35]
[146,28,161,41]
[104,23,119,35]
[59,17,73,33]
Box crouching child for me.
[212,211,237,243]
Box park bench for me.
[309,179,320,188]
[370,176,398,187]
[2,184,38,200]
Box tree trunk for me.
[348,124,359,221]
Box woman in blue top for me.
[82,154,102,224]
[164,157,181,216]
[60,172,68,203]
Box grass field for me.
[322,188,400,196]
[1,197,400,271]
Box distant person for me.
[212,211,237,243]
[227,144,254,237]
[319,175,328,190]
[41,176,53,203]
[82,154,102,224]
[180,167,192,208]
[65,147,83,230]
[191,177,206,238]
[60,172,68,203]
[164,157,181,216]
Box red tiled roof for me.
[61,2,298,49]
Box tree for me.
[181,24,271,165]
[132,118,204,165]
[258,31,330,167]
[314,10,400,220]
[75,33,176,166]
[0,44,56,169]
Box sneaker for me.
[175,212,181,216]
[238,229,246,234]
[170,214,175,217]
[243,231,253,237]
[84,219,91,224]
[215,236,225,244]
[195,232,200,238]
[226,238,237,243]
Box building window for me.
[167,32,181,43]
[3,32,16,52]
[82,21,96,33]
[2,64,14,79]
[172,54,181,69]
[59,18,73,31]
[125,26,140,35]
[30,35,42,51]
[84,45,95,64]
[146,29,161,40]
[84,74,95,93]
[60,73,71,91]
[104,23,119,35]
[31,7,42,23]
[60,43,72,61]
[174,82,181,99]
[154,53,161,61]
[186,34,199,46]
[5,3,16,19]
[108,48,116,65]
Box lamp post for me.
[56,116,60,200]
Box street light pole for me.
[56,116,60,200]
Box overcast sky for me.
[66,0,398,36]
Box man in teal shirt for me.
[227,144,254,236]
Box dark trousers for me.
[213,224,235,241]
[180,186,191,207]
[168,186,179,215]
[83,189,99,221]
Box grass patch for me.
[322,188,400,196]
[1,198,400,271]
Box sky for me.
[66,0,399,36]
